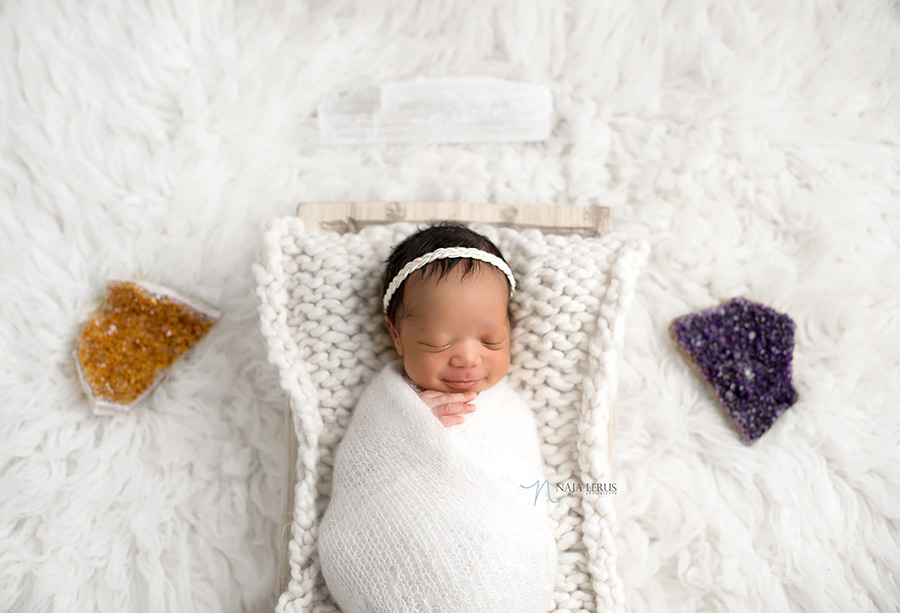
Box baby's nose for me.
[450,342,481,367]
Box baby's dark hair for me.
[382,222,514,324]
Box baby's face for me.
[386,265,511,394]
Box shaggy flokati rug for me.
[2,1,898,612]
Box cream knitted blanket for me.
[318,360,558,612]
[256,218,649,611]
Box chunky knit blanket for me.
[254,217,648,612]
[318,360,557,612]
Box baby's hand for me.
[418,390,477,427]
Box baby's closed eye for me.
[418,341,451,351]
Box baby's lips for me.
[443,379,482,391]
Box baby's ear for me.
[384,316,403,356]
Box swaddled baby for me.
[318,224,558,613]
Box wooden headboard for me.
[296,202,611,236]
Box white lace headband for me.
[383,247,516,313]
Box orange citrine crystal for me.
[74,280,219,415]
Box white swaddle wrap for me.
[319,360,558,613]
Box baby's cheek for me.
[488,351,511,384]
[405,353,442,388]
[497,348,512,373]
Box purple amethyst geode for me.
[670,297,798,445]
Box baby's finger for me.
[439,414,466,427]
[432,402,476,418]
[420,390,477,405]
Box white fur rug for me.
[2,1,898,611]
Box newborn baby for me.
[318,224,558,613]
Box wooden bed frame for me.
[276,201,612,596]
